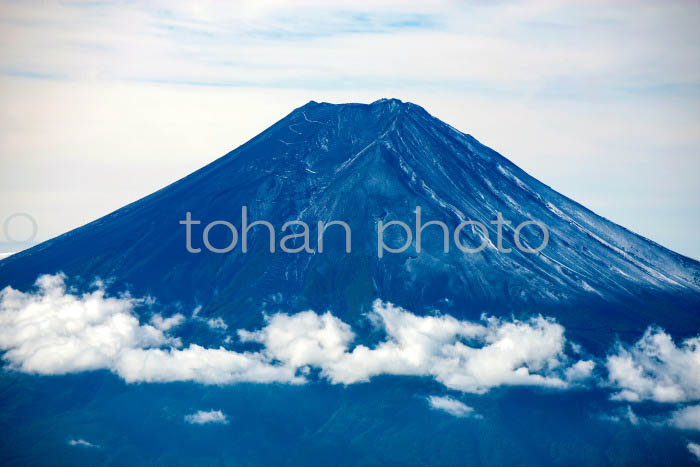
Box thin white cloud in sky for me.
[0,1,698,258]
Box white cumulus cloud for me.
[0,275,594,393]
[688,442,700,461]
[244,300,593,394]
[206,317,228,330]
[565,360,596,382]
[0,274,170,375]
[184,410,229,425]
[427,395,475,418]
[115,345,300,385]
[669,405,700,431]
[606,327,700,403]
[151,313,186,331]
[0,274,298,385]
[239,310,354,370]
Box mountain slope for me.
[0,98,698,349]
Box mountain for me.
[0,98,698,349]
[1,98,699,467]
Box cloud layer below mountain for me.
[239,301,591,393]
[2,274,699,405]
[0,274,596,392]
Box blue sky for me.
[0,0,699,258]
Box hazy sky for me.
[0,0,698,259]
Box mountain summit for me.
[1,98,698,349]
